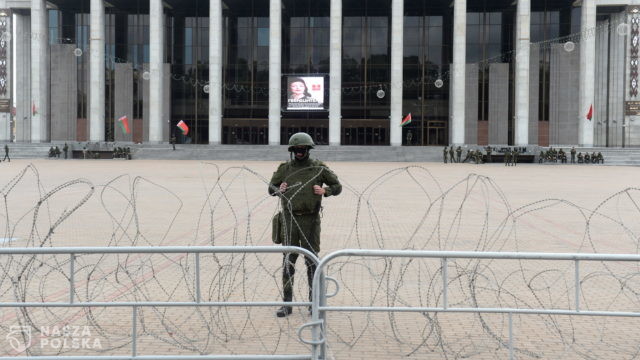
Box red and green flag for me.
[118,115,131,134]
[586,104,593,121]
[32,103,37,116]
[400,113,412,127]
[177,120,189,135]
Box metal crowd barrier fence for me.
[3,247,640,360]
[0,246,319,360]
[307,249,640,360]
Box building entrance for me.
[425,121,447,146]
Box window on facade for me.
[467,12,502,121]
[402,9,450,146]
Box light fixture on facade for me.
[376,85,385,99]
[434,79,444,88]
[142,71,151,80]
[73,48,83,57]
[563,41,575,52]
[617,23,631,36]
[203,84,210,94]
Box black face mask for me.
[291,147,309,160]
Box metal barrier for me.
[307,249,640,360]
[0,246,319,360]
[4,247,640,360]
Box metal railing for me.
[3,247,640,360]
[0,246,319,360]
[307,249,640,360]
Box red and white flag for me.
[400,113,412,127]
[177,120,189,136]
[118,115,131,134]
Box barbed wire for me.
[0,163,638,358]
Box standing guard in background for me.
[2,144,9,162]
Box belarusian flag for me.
[177,120,189,135]
[586,104,593,121]
[400,113,412,127]
[118,115,131,134]
[32,103,37,116]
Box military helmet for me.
[288,132,315,151]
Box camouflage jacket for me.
[269,158,342,214]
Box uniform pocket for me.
[272,212,282,244]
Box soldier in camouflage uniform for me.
[443,147,448,164]
[456,146,462,163]
[449,146,455,163]
[269,132,342,317]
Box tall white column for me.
[209,0,222,145]
[268,0,281,145]
[149,0,164,143]
[89,0,105,142]
[389,0,403,146]
[514,0,530,146]
[329,0,341,145]
[579,0,596,146]
[450,0,466,145]
[31,0,48,142]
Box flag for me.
[32,103,37,116]
[118,115,131,134]
[400,113,412,127]
[177,120,189,135]
[586,104,593,121]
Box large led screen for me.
[285,76,326,111]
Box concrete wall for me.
[464,63,478,145]
[529,43,540,145]
[549,43,579,145]
[143,63,170,143]
[50,44,77,141]
[114,63,133,142]
[488,63,509,145]
[14,12,30,142]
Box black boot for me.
[276,306,292,317]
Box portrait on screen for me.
[286,76,325,111]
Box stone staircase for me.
[574,148,640,166]
[2,142,640,166]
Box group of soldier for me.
[443,146,486,164]
[113,147,133,160]
[538,147,604,164]
[48,143,69,159]
[443,146,521,165]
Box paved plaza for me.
[0,159,639,359]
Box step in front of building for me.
[2,143,640,165]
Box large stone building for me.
[0,0,639,147]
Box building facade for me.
[2,0,640,147]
